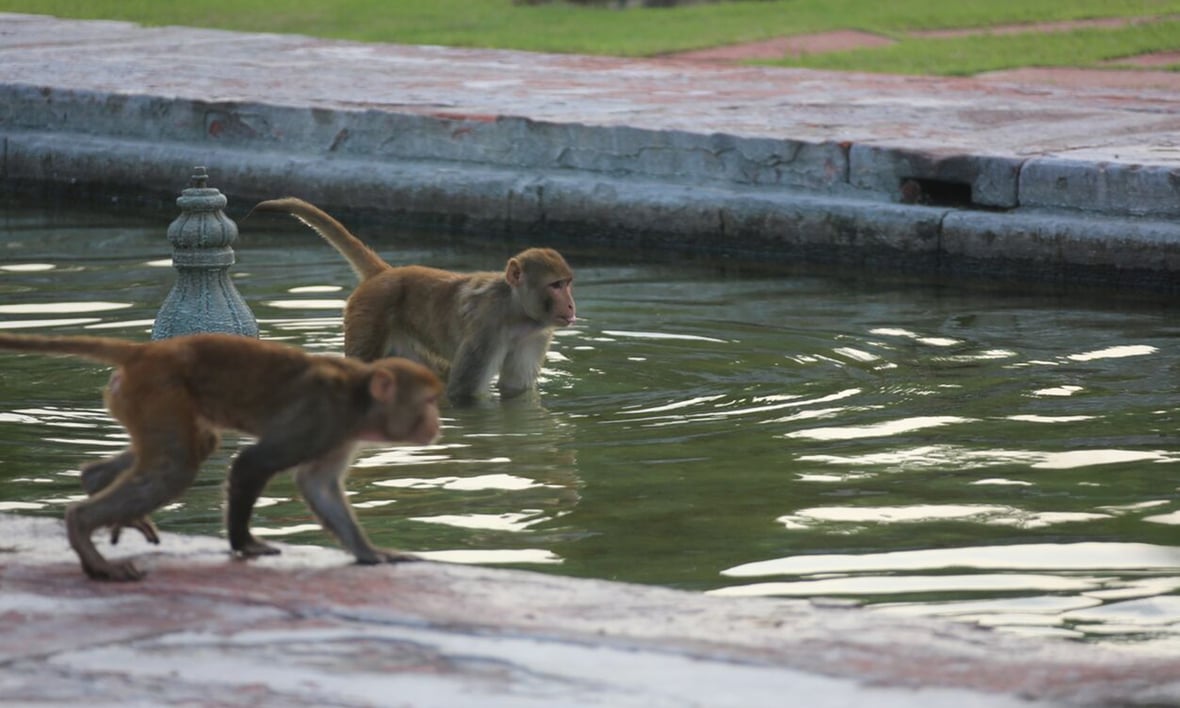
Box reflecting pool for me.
[2,205,1180,649]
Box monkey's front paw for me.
[233,540,282,558]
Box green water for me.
[2,206,1180,649]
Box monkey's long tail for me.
[0,333,140,366]
[250,197,390,282]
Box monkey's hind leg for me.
[80,449,159,545]
[293,443,418,565]
[67,410,214,581]
[80,449,134,494]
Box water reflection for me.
[417,548,562,565]
[715,543,1180,641]
[774,504,1110,529]
[720,542,1180,575]
[263,299,349,310]
[1033,449,1174,469]
[4,207,1180,648]
[0,318,102,329]
[409,510,551,532]
[713,573,1102,597]
[0,301,132,314]
[376,474,551,491]
[798,445,1178,472]
[785,415,973,441]
[1067,345,1158,362]
[0,263,55,272]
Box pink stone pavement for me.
[3,513,1180,705]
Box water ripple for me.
[775,504,1110,530]
[0,302,132,314]
[785,415,973,441]
[722,542,1180,577]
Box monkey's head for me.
[364,359,443,445]
[505,248,576,328]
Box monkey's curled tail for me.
[0,333,141,366]
[251,197,390,281]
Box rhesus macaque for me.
[251,197,576,403]
[0,332,442,582]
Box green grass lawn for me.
[2,0,1179,74]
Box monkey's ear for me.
[505,258,523,287]
[368,369,398,403]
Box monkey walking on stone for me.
[0,332,443,582]
[251,197,577,403]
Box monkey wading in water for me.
[0,332,442,581]
[251,197,576,403]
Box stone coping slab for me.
[3,512,1180,706]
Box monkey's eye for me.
[548,279,570,290]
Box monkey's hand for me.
[109,516,160,546]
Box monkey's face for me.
[510,249,576,328]
[402,387,442,445]
[368,361,443,445]
[541,276,576,327]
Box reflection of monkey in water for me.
[0,332,442,582]
[252,198,576,403]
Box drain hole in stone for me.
[899,178,973,208]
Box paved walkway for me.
[1,13,1179,285]
[4,513,1180,707]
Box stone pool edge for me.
[5,104,1180,292]
[2,14,1180,290]
[2,512,1178,706]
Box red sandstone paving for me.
[4,521,1180,705]
[910,14,1177,39]
[979,66,1180,91]
[665,14,1180,91]
[667,29,893,62]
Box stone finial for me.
[151,167,259,340]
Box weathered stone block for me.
[1019,157,1180,218]
[850,144,1021,208]
[943,209,1180,270]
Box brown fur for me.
[251,197,576,402]
[0,332,442,581]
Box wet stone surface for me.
[3,513,1180,706]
